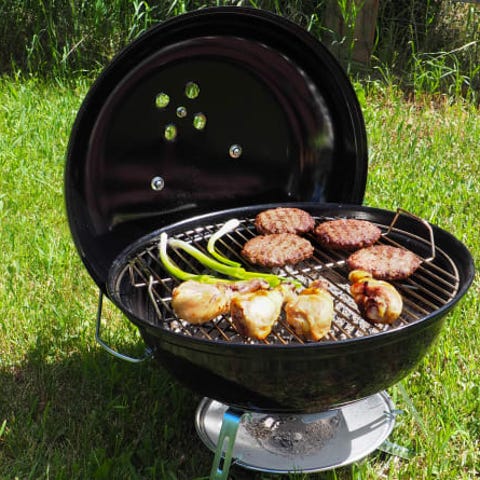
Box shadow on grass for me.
[0,334,362,480]
[0,334,212,479]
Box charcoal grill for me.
[115,209,453,346]
[65,6,474,476]
[105,202,472,414]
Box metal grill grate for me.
[118,214,460,345]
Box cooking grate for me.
[118,213,460,345]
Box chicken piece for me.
[230,279,270,293]
[171,280,232,324]
[171,279,269,325]
[231,288,284,340]
[284,280,334,341]
[349,270,403,324]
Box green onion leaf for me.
[158,233,229,284]
[207,218,242,267]
[168,237,299,288]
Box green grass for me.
[1,1,479,100]
[0,0,317,78]
[0,76,479,479]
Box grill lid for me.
[65,7,368,290]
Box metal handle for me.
[209,408,244,480]
[96,290,153,363]
[383,208,436,262]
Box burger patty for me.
[314,218,381,250]
[255,207,315,235]
[347,245,422,280]
[242,233,314,267]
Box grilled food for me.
[284,280,334,341]
[171,276,334,341]
[231,287,285,340]
[347,245,421,280]
[171,279,268,324]
[349,270,403,324]
[241,233,314,267]
[255,207,315,235]
[314,218,381,250]
[171,281,231,324]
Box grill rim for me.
[107,202,475,350]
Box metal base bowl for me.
[195,391,396,474]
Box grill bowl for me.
[107,203,474,413]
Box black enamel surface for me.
[65,7,368,290]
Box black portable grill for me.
[65,7,475,476]
[115,209,455,345]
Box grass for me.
[0,72,479,479]
[0,0,315,78]
[373,1,480,97]
[0,8,478,480]
[1,3,479,476]
[1,1,479,100]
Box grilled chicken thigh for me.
[171,279,268,324]
[349,270,403,324]
[231,287,284,340]
[171,281,232,324]
[284,280,334,341]
[172,276,336,341]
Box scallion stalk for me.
[168,237,300,288]
[158,233,231,284]
[206,218,242,267]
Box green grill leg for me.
[209,408,244,480]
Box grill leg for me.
[209,408,245,480]
[95,290,153,363]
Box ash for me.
[244,410,342,456]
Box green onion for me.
[159,227,302,288]
[207,218,242,267]
[168,237,300,288]
[158,233,231,284]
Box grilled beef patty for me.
[242,233,314,267]
[255,207,315,235]
[347,245,422,280]
[314,218,381,250]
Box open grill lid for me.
[65,7,368,290]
